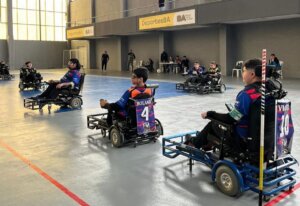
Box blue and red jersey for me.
[116,86,153,116]
[60,69,81,89]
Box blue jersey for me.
[229,83,261,139]
[60,69,81,89]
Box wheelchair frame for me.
[176,74,226,94]
[24,73,85,112]
[162,130,297,200]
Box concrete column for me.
[119,36,128,71]
[158,31,172,62]
[219,24,234,76]
[7,0,15,68]
[120,0,128,18]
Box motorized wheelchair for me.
[0,63,14,80]
[24,73,85,112]
[163,77,297,201]
[176,71,226,94]
[87,84,164,148]
[19,67,45,91]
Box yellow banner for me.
[139,13,175,30]
[67,26,94,39]
[139,9,195,30]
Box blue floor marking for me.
[82,75,188,108]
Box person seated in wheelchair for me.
[185,59,276,157]
[184,62,207,85]
[100,67,154,127]
[0,61,10,76]
[20,61,42,83]
[31,58,81,100]
[206,61,221,85]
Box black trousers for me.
[191,122,217,149]
[102,61,107,70]
[39,83,61,99]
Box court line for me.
[0,139,90,206]
[265,182,300,206]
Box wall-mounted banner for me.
[66,26,94,39]
[139,9,196,30]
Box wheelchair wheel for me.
[155,119,163,136]
[70,97,82,109]
[19,82,25,91]
[220,84,226,93]
[110,127,123,148]
[216,165,240,196]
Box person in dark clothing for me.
[145,58,154,72]
[21,61,42,83]
[100,67,153,126]
[32,58,81,100]
[160,51,169,73]
[128,49,136,71]
[268,53,281,70]
[101,51,109,71]
[181,56,189,73]
[0,60,11,75]
[185,59,274,152]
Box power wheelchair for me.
[87,84,164,148]
[163,77,297,201]
[24,73,85,112]
[19,67,45,91]
[176,72,226,94]
[0,63,14,80]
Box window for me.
[0,0,7,39]
[13,0,67,41]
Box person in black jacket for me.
[101,51,109,71]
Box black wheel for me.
[101,129,107,138]
[216,165,240,196]
[263,195,271,202]
[220,84,226,93]
[155,119,163,136]
[70,97,82,109]
[19,82,25,91]
[110,127,123,148]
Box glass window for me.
[1,7,7,22]
[55,13,63,26]
[0,23,7,39]
[13,24,18,39]
[46,0,54,11]
[17,9,27,24]
[54,0,62,12]
[46,12,54,26]
[1,0,7,7]
[55,27,63,41]
[13,0,67,41]
[0,1,7,39]
[46,26,54,41]
[18,24,28,40]
[28,10,37,25]
[28,25,38,40]
[28,0,38,10]
[17,0,27,9]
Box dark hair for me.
[25,61,31,65]
[69,58,81,70]
[133,67,149,82]
[271,53,275,56]
[243,59,262,77]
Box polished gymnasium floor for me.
[0,69,299,206]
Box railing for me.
[68,0,223,27]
